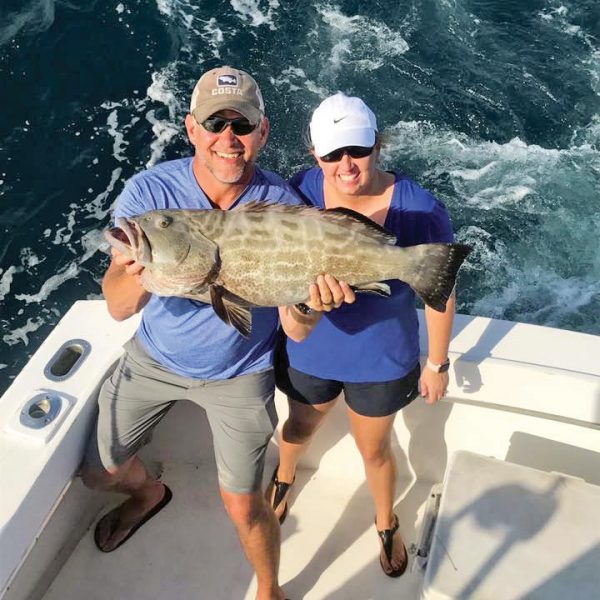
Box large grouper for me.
[105,202,472,337]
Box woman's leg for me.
[268,396,337,521]
[347,408,406,574]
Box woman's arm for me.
[420,293,455,404]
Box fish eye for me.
[157,216,172,229]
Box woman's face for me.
[314,145,380,196]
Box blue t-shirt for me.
[114,157,300,380]
[286,167,454,383]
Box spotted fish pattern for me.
[105,202,471,336]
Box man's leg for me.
[81,337,184,551]
[220,489,284,600]
[82,456,167,551]
[199,370,283,600]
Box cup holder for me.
[20,393,62,429]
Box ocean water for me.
[1,0,599,394]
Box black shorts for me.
[275,358,421,418]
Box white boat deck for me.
[2,301,600,600]
[42,460,429,600]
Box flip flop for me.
[94,484,173,553]
[266,465,294,524]
[376,513,408,578]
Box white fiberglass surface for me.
[42,463,429,600]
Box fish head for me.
[104,212,192,266]
[104,217,150,264]
[104,209,220,298]
[130,211,194,266]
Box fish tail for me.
[397,243,472,312]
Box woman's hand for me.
[279,274,356,342]
[306,274,355,312]
[420,367,449,405]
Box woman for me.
[267,92,456,578]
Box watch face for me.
[439,361,450,373]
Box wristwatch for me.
[294,303,314,315]
[426,358,450,373]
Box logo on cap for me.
[218,74,238,86]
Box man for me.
[82,66,354,600]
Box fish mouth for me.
[104,217,152,264]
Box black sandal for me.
[94,484,173,553]
[376,513,408,578]
[267,465,294,524]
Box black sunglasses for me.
[200,116,258,136]
[319,145,375,163]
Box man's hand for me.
[305,274,356,312]
[420,368,449,405]
[111,247,145,286]
[102,248,150,321]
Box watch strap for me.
[294,303,314,315]
[426,358,450,373]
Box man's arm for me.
[102,248,151,321]
[420,293,455,404]
[279,274,355,342]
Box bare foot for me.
[95,482,168,552]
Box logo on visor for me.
[218,75,238,86]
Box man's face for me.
[186,109,269,185]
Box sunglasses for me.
[319,145,375,163]
[201,116,258,136]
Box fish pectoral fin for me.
[183,288,212,304]
[351,282,391,297]
[209,285,253,338]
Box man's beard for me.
[206,156,255,184]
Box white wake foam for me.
[0,266,24,302]
[3,316,44,347]
[146,67,182,167]
[316,3,409,73]
[230,0,280,30]
[539,1,599,96]
[382,119,599,329]
[269,67,328,98]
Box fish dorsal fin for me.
[209,285,254,338]
[325,207,396,245]
[233,201,397,245]
[232,199,293,212]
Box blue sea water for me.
[0,0,599,394]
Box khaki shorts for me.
[84,336,278,494]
